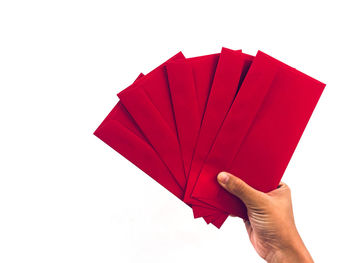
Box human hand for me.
[217,172,313,263]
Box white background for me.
[0,1,349,262]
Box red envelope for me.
[184,48,253,213]
[116,54,222,222]
[118,53,187,189]
[167,60,200,177]
[166,54,227,219]
[188,54,220,125]
[192,51,325,218]
[166,54,220,177]
[95,74,183,195]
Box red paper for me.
[167,60,200,176]
[167,54,226,219]
[118,53,187,189]
[192,51,325,218]
[184,48,253,214]
[166,54,220,177]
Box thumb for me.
[217,172,266,206]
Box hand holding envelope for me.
[94,48,325,228]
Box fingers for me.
[217,172,266,206]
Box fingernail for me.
[218,172,229,184]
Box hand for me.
[217,172,313,263]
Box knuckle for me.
[279,182,291,194]
[284,184,291,194]
[283,182,290,189]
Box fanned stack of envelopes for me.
[94,48,325,228]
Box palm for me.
[245,210,277,260]
[243,185,295,260]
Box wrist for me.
[266,232,313,263]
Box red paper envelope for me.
[116,55,222,222]
[167,60,200,176]
[184,48,253,213]
[118,53,187,189]
[188,54,220,125]
[167,54,228,219]
[192,51,325,218]
[166,54,220,177]
[95,74,184,196]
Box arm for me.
[217,172,313,263]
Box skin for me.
[217,172,313,263]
